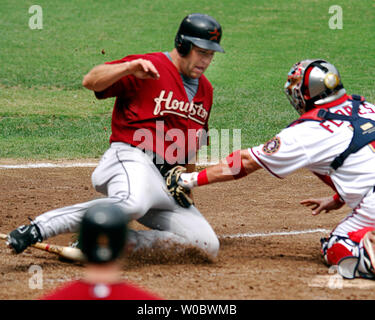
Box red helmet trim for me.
[303,66,313,100]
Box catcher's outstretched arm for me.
[205,149,261,183]
[179,149,261,188]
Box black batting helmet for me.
[79,203,129,264]
[175,13,224,56]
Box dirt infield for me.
[1,163,375,300]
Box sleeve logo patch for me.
[262,136,281,155]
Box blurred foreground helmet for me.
[79,203,128,264]
[284,59,346,114]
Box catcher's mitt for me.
[165,166,194,208]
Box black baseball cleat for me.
[7,224,43,254]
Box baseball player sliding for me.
[177,59,375,279]
[7,13,224,259]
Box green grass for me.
[0,0,374,159]
[0,86,112,158]
[0,113,111,158]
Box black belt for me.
[153,161,175,177]
[131,145,176,176]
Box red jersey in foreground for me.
[40,280,162,300]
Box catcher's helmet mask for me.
[175,13,224,56]
[284,59,345,115]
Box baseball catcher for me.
[177,59,375,280]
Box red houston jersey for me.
[39,280,162,300]
[95,52,213,164]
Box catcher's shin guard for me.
[339,234,375,280]
[360,230,375,277]
[321,229,375,279]
[320,235,359,266]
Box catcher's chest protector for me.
[289,95,375,170]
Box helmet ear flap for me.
[175,34,192,57]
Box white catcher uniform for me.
[249,94,375,273]
[250,94,375,234]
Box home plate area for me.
[1,163,375,299]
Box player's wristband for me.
[226,150,248,180]
[197,169,209,186]
[333,193,345,204]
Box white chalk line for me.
[0,161,216,169]
[220,228,329,239]
[0,162,98,169]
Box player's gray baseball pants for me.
[34,142,219,258]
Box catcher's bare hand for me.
[300,196,344,216]
[127,59,160,80]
